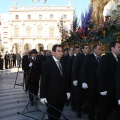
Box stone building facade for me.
[0,6,74,54]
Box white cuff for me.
[118,100,120,105]
[82,83,88,89]
[66,93,70,100]
[100,91,107,96]
[40,98,47,104]
[29,62,33,67]
[73,80,78,86]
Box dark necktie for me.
[96,57,100,62]
[57,61,63,75]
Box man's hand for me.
[100,91,107,96]
[40,98,47,104]
[73,80,78,86]
[66,93,70,100]
[118,100,120,105]
[29,63,33,67]
[82,83,88,89]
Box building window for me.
[63,15,67,19]
[49,27,54,37]
[4,27,8,31]
[26,26,31,37]
[3,32,8,38]
[37,26,43,37]
[15,15,19,19]
[28,15,31,19]
[39,15,42,19]
[50,14,53,19]
[14,26,19,37]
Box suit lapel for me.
[92,54,98,64]
[110,52,118,63]
[51,58,63,77]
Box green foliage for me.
[61,16,120,47]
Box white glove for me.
[40,98,47,104]
[82,83,88,89]
[66,93,70,100]
[100,91,107,96]
[118,100,120,105]
[73,80,78,86]
[29,62,33,67]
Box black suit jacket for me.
[40,57,68,105]
[61,54,70,65]
[66,55,75,79]
[81,54,98,88]
[22,55,30,71]
[28,56,42,82]
[115,60,120,100]
[97,52,118,98]
[66,55,75,90]
[72,53,86,84]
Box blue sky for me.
[0,0,90,20]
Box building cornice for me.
[9,6,75,12]
[10,19,71,22]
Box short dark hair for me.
[64,48,68,52]
[109,41,120,51]
[93,44,101,50]
[52,44,62,52]
[69,47,74,51]
[81,44,89,50]
[74,46,79,50]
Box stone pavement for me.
[0,67,88,120]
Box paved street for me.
[0,68,88,120]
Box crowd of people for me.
[0,49,52,70]
[1,41,120,120]
[0,51,21,69]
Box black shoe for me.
[76,112,82,118]
[30,101,34,106]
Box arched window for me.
[14,25,19,37]
[37,26,43,37]
[49,26,54,37]
[26,26,31,37]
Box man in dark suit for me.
[4,51,9,69]
[115,60,120,120]
[0,52,4,70]
[81,45,102,120]
[22,50,31,91]
[27,49,42,106]
[97,41,120,120]
[40,50,47,63]
[66,46,80,111]
[40,44,70,120]
[46,50,52,59]
[72,44,90,118]
[12,53,16,67]
[61,47,74,66]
